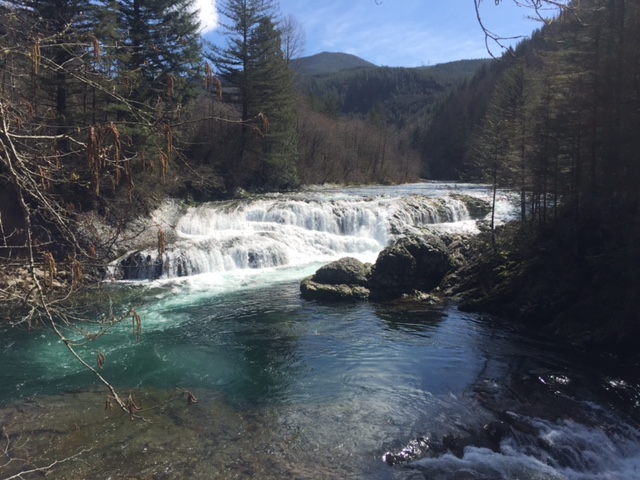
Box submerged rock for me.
[383,421,509,467]
[382,436,431,466]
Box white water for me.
[412,414,640,480]
[3,183,640,479]
[115,183,514,282]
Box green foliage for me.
[300,61,486,128]
[117,0,203,110]
[205,0,299,191]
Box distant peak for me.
[295,52,377,76]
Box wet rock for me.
[119,252,163,280]
[300,276,370,301]
[299,257,372,301]
[313,257,370,286]
[383,421,509,468]
[368,235,453,300]
[300,235,461,302]
[382,436,432,466]
[450,194,492,218]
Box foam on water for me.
[412,446,567,479]
[114,184,515,281]
[14,184,632,480]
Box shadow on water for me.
[384,312,640,480]
[374,301,447,337]
[3,285,640,479]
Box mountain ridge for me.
[294,51,490,78]
[294,51,377,76]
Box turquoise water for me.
[2,277,640,479]
[2,184,640,478]
[1,278,486,408]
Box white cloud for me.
[195,0,218,34]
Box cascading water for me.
[3,183,638,480]
[115,187,492,281]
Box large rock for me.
[368,234,453,300]
[314,257,370,286]
[300,257,371,301]
[450,193,492,219]
[300,277,370,301]
[299,236,455,302]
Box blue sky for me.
[198,0,552,67]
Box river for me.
[1,183,639,479]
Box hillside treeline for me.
[428,0,640,223]
[0,0,429,258]
[427,0,640,345]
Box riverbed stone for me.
[299,257,372,301]
[300,275,370,301]
[368,234,453,300]
[313,256,370,286]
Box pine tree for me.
[248,16,298,189]
[211,0,276,124]
[117,0,203,112]
[209,0,299,190]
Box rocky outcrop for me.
[119,252,163,280]
[300,257,371,301]
[368,234,453,300]
[450,193,492,218]
[300,234,459,302]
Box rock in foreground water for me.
[300,257,371,301]
[300,235,455,302]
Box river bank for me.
[1,183,640,479]
[451,221,640,352]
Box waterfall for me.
[114,185,497,281]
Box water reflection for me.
[375,302,446,337]
[3,285,640,479]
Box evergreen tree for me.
[3,0,95,142]
[117,0,203,112]
[248,16,298,189]
[211,0,276,123]
[209,0,299,190]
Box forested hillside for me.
[428,0,640,346]
[294,51,377,76]
[299,57,488,127]
[294,55,488,181]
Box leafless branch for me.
[474,0,572,58]
[3,445,94,480]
